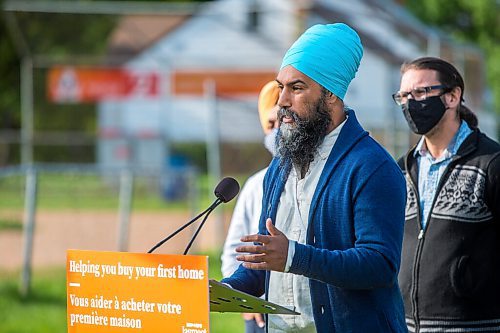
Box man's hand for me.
[235,218,289,272]
[242,313,265,328]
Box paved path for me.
[0,210,228,271]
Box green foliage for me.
[0,0,21,130]
[0,0,215,165]
[172,143,209,172]
[406,0,500,113]
[13,12,117,56]
[0,3,117,165]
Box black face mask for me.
[402,95,447,135]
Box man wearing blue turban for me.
[222,23,407,332]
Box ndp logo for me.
[182,322,207,333]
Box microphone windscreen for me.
[214,177,240,203]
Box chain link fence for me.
[0,164,233,296]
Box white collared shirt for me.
[268,118,346,333]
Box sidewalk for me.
[0,210,228,271]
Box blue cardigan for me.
[222,110,408,333]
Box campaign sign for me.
[66,250,209,333]
[48,67,160,103]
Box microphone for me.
[183,177,239,255]
[147,177,240,254]
[214,177,240,203]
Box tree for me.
[0,0,212,165]
[405,0,500,114]
[0,0,20,130]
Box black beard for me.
[276,93,331,171]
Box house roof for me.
[106,14,192,65]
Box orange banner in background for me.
[48,67,160,103]
[66,250,209,333]
[171,70,276,96]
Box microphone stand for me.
[147,198,222,254]
[183,198,222,255]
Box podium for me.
[66,250,298,333]
[209,279,299,315]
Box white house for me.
[97,0,496,171]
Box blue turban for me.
[280,23,363,100]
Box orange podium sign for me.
[66,250,209,333]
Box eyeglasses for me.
[392,85,449,106]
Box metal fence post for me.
[204,80,224,249]
[20,57,34,166]
[20,166,37,297]
[117,169,134,252]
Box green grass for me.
[0,173,192,211]
[0,218,22,231]
[0,173,244,212]
[207,251,245,333]
[0,251,244,333]
[0,269,68,333]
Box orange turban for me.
[258,81,280,134]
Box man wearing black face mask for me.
[394,57,500,333]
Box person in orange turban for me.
[221,80,280,333]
